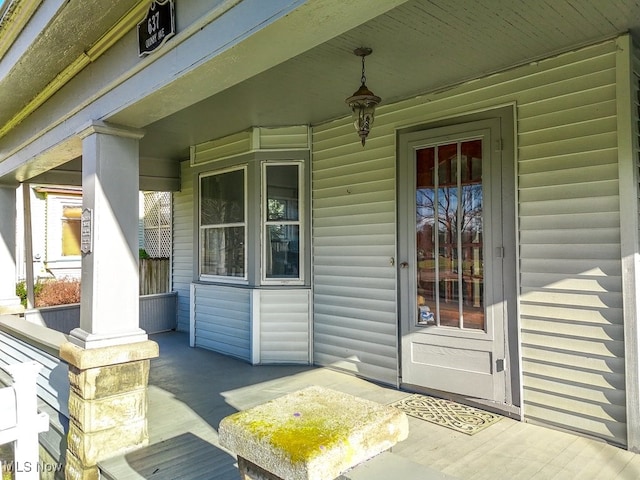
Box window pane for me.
[201,227,245,277]
[460,140,484,330]
[63,206,82,219]
[62,206,82,256]
[266,165,299,221]
[201,170,244,225]
[265,225,299,278]
[437,144,459,327]
[62,221,81,256]
[415,140,485,330]
[416,147,436,325]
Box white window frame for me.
[198,165,248,283]
[261,161,305,285]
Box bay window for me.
[199,167,246,279]
[198,155,308,286]
[263,162,303,283]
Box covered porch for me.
[100,331,640,480]
[5,0,640,473]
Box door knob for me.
[400,262,409,268]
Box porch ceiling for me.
[0,0,140,129]
[2,0,640,177]
[134,0,640,160]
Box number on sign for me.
[148,11,160,33]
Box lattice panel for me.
[143,192,172,258]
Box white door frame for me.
[396,105,521,416]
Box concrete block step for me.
[339,451,459,480]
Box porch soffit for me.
[0,0,408,184]
[0,0,140,130]
[134,0,640,161]
[2,0,640,181]
[0,0,42,62]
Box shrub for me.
[16,280,27,306]
[36,278,81,307]
[16,278,81,307]
[15,280,44,308]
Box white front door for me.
[399,115,516,407]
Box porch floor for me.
[99,332,640,479]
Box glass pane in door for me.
[437,143,459,327]
[460,140,484,330]
[416,147,437,325]
[415,140,485,330]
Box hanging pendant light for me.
[345,47,381,147]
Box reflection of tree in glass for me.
[267,199,286,245]
[414,143,485,327]
[201,199,243,225]
[416,184,482,238]
[460,184,482,235]
[267,199,286,241]
[416,189,435,228]
[268,199,285,221]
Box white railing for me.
[0,361,49,480]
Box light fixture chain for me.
[361,55,367,85]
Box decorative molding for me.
[0,0,42,62]
[190,126,311,166]
[0,1,150,140]
[0,0,241,157]
[77,121,145,141]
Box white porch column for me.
[0,185,23,314]
[69,122,147,349]
[61,122,158,480]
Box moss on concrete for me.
[219,386,409,479]
[231,413,355,464]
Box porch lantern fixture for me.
[345,47,381,147]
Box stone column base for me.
[65,451,99,480]
[60,340,159,477]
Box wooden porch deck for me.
[100,332,640,480]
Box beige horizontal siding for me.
[172,160,194,333]
[516,43,625,445]
[312,124,398,385]
[259,289,310,364]
[313,38,626,444]
[193,284,251,361]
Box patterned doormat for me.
[389,394,502,435]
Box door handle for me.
[400,262,409,268]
